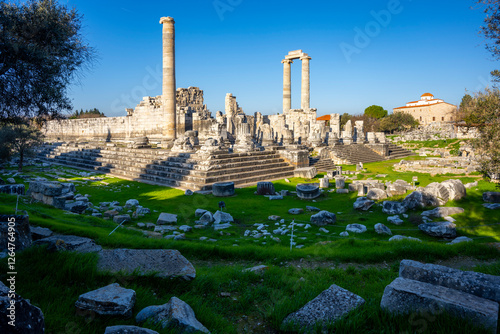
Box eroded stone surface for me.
[0,281,45,333]
[34,235,102,253]
[104,326,159,334]
[380,277,498,333]
[418,221,456,238]
[310,211,336,226]
[136,297,210,333]
[97,249,196,280]
[75,283,136,318]
[399,259,500,303]
[282,284,365,331]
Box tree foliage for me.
[69,108,105,119]
[379,112,419,133]
[0,122,44,171]
[340,113,351,128]
[0,0,94,122]
[460,87,500,177]
[478,0,500,81]
[364,105,388,119]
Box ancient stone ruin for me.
[37,16,413,190]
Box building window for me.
[441,117,444,121]
[420,116,422,121]
[432,117,435,121]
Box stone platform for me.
[36,143,295,191]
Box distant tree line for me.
[338,105,418,134]
[69,108,106,119]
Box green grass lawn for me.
[0,160,499,333]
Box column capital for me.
[160,17,175,24]
[300,56,311,61]
[281,59,293,64]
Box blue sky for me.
[66,0,495,117]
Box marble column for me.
[282,59,293,113]
[300,56,311,110]
[160,16,176,140]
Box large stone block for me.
[382,201,407,215]
[381,277,498,333]
[136,297,209,333]
[421,207,464,218]
[34,235,102,253]
[294,167,317,179]
[97,249,196,280]
[29,181,63,197]
[0,184,25,195]
[104,326,159,334]
[157,213,178,225]
[75,283,136,318]
[399,260,500,303]
[296,183,320,200]
[0,281,45,333]
[310,210,336,226]
[212,182,235,197]
[256,182,275,195]
[0,215,32,253]
[483,191,500,203]
[282,284,365,331]
[418,221,456,238]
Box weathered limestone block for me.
[0,184,25,195]
[136,297,210,333]
[366,188,387,200]
[319,177,329,188]
[157,213,178,225]
[279,150,309,168]
[30,226,53,241]
[97,249,196,280]
[294,167,317,179]
[353,197,374,211]
[418,221,456,238]
[256,182,275,195]
[75,283,136,318]
[382,201,407,215]
[296,183,320,200]
[483,191,500,203]
[282,284,365,331]
[212,182,235,197]
[0,215,32,252]
[310,210,336,226]
[34,235,102,253]
[104,326,159,334]
[421,207,464,218]
[0,281,45,333]
[399,260,500,303]
[335,176,345,189]
[374,223,392,235]
[380,277,498,333]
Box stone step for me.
[381,277,498,333]
[37,143,295,191]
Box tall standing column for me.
[160,16,176,140]
[300,56,311,111]
[282,59,293,113]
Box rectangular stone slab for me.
[399,259,500,303]
[282,284,365,331]
[381,277,499,333]
[97,249,196,280]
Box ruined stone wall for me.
[44,87,214,143]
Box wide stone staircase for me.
[36,143,295,191]
[308,157,337,172]
[330,145,386,164]
[386,143,415,160]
